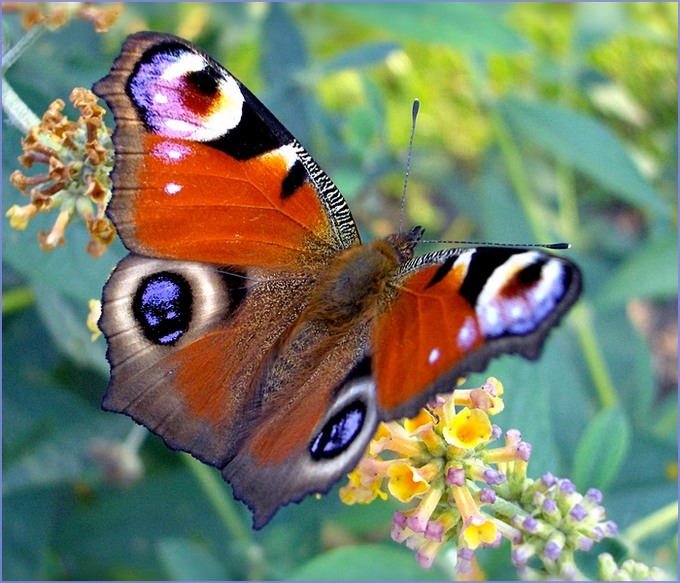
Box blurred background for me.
[3,3,677,580]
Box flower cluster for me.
[2,2,122,32]
[7,88,116,258]
[340,378,623,579]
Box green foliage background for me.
[2,3,677,580]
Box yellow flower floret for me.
[443,407,492,449]
[463,517,498,550]
[387,462,430,502]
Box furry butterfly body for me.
[94,32,582,528]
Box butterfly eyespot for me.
[310,402,366,461]
[185,68,219,96]
[133,272,192,346]
[516,259,544,285]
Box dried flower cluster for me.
[7,88,116,258]
[2,1,122,32]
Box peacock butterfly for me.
[93,32,582,528]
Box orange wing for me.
[93,32,359,269]
[372,247,582,418]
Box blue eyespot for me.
[310,402,366,460]
[133,272,192,345]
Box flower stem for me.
[2,286,35,314]
[123,424,148,454]
[486,104,551,243]
[2,77,40,132]
[572,303,619,409]
[182,454,252,544]
[2,24,46,73]
[623,500,678,546]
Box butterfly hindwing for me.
[100,253,378,527]
[225,355,378,529]
[100,255,313,466]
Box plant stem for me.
[123,424,148,453]
[623,500,678,546]
[2,24,45,73]
[182,454,252,545]
[2,77,40,132]
[572,304,619,409]
[487,105,551,244]
[2,286,35,314]
[475,49,618,411]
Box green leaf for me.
[1,207,124,306]
[606,434,678,531]
[51,468,245,580]
[467,329,585,478]
[329,3,527,53]
[287,544,448,581]
[157,538,230,581]
[498,97,669,218]
[33,284,108,375]
[2,489,65,580]
[321,42,401,74]
[572,407,631,491]
[596,233,678,307]
[260,2,313,147]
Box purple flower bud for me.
[542,498,557,513]
[541,472,557,488]
[576,535,594,552]
[592,525,606,541]
[561,562,579,580]
[559,479,576,494]
[604,520,619,537]
[393,510,407,528]
[407,515,426,534]
[458,547,476,561]
[416,551,435,569]
[569,504,588,521]
[505,428,521,443]
[511,546,532,567]
[543,541,562,561]
[483,469,506,485]
[391,523,408,543]
[491,424,502,440]
[479,487,496,504]
[523,516,538,533]
[586,488,603,504]
[516,441,532,461]
[425,521,444,542]
[446,467,465,486]
[456,558,472,574]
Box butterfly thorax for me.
[306,228,423,330]
[253,230,420,402]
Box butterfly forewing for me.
[93,31,360,269]
[372,247,582,419]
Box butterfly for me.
[93,31,582,528]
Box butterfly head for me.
[385,225,424,264]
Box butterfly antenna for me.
[399,99,420,234]
[423,238,572,250]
